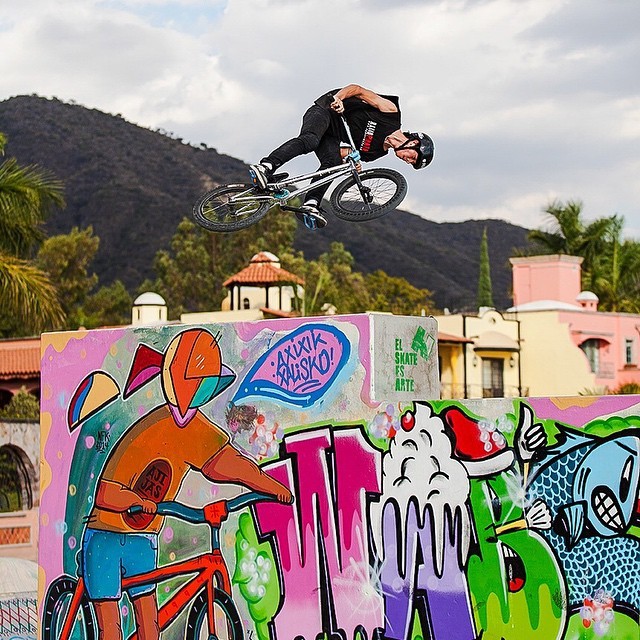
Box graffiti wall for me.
[39,314,639,640]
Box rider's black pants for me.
[263,104,342,205]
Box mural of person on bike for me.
[249,83,434,228]
[74,328,293,640]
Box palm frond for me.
[0,253,65,332]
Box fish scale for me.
[528,445,640,610]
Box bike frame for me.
[239,160,358,210]
[56,494,273,640]
[59,552,227,640]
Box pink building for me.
[509,255,640,394]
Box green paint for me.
[467,471,566,639]
[411,326,434,361]
[233,512,280,640]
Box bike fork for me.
[353,172,373,205]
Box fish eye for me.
[619,456,633,503]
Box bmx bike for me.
[42,492,279,640]
[193,118,408,233]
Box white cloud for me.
[1,0,639,234]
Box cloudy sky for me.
[1,0,639,233]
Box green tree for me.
[36,226,99,328]
[528,200,640,311]
[0,387,39,421]
[282,243,371,315]
[528,199,617,289]
[366,270,435,316]
[477,227,494,308]
[592,216,640,312]
[152,215,297,319]
[83,280,133,328]
[149,218,219,318]
[0,134,65,335]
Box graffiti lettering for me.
[234,324,351,407]
[255,428,383,640]
[275,343,334,390]
[380,499,476,640]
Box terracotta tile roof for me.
[438,331,473,344]
[223,262,304,287]
[0,338,41,379]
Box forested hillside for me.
[0,95,533,310]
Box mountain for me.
[0,95,532,310]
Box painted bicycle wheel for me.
[42,576,96,640]
[193,184,270,232]
[184,586,243,640]
[330,169,407,222]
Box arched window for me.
[580,338,601,373]
[0,445,35,512]
[242,297,251,310]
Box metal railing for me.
[0,593,37,638]
[439,383,527,400]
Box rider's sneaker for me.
[296,202,327,229]
[249,163,272,191]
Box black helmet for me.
[400,132,434,169]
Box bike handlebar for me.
[128,491,279,525]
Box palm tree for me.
[528,199,618,290]
[0,134,65,334]
[593,216,640,312]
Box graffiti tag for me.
[234,325,350,407]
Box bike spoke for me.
[340,177,398,212]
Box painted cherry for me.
[401,410,415,431]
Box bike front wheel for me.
[184,586,243,640]
[330,169,407,222]
[193,184,270,232]
[42,576,96,640]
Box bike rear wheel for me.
[330,169,407,222]
[193,184,270,232]
[184,586,243,640]
[42,576,96,640]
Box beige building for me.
[437,254,640,398]
[437,307,521,399]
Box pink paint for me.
[40,329,127,584]
[256,427,382,640]
[529,395,640,427]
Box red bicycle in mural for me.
[42,491,277,640]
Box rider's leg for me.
[303,132,343,207]
[261,104,333,169]
[131,592,160,640]
[94,601,123,640]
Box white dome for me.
[576,290,599,302]
[133,292,166,306]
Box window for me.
[482,358,504,398]
[580,339,600,373]
[0,446,34,512]
[242,297,250,310]
[625,339,634,365]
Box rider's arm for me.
[332,84,398,113]
[202,444,293,504]
[95,479,157,514]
